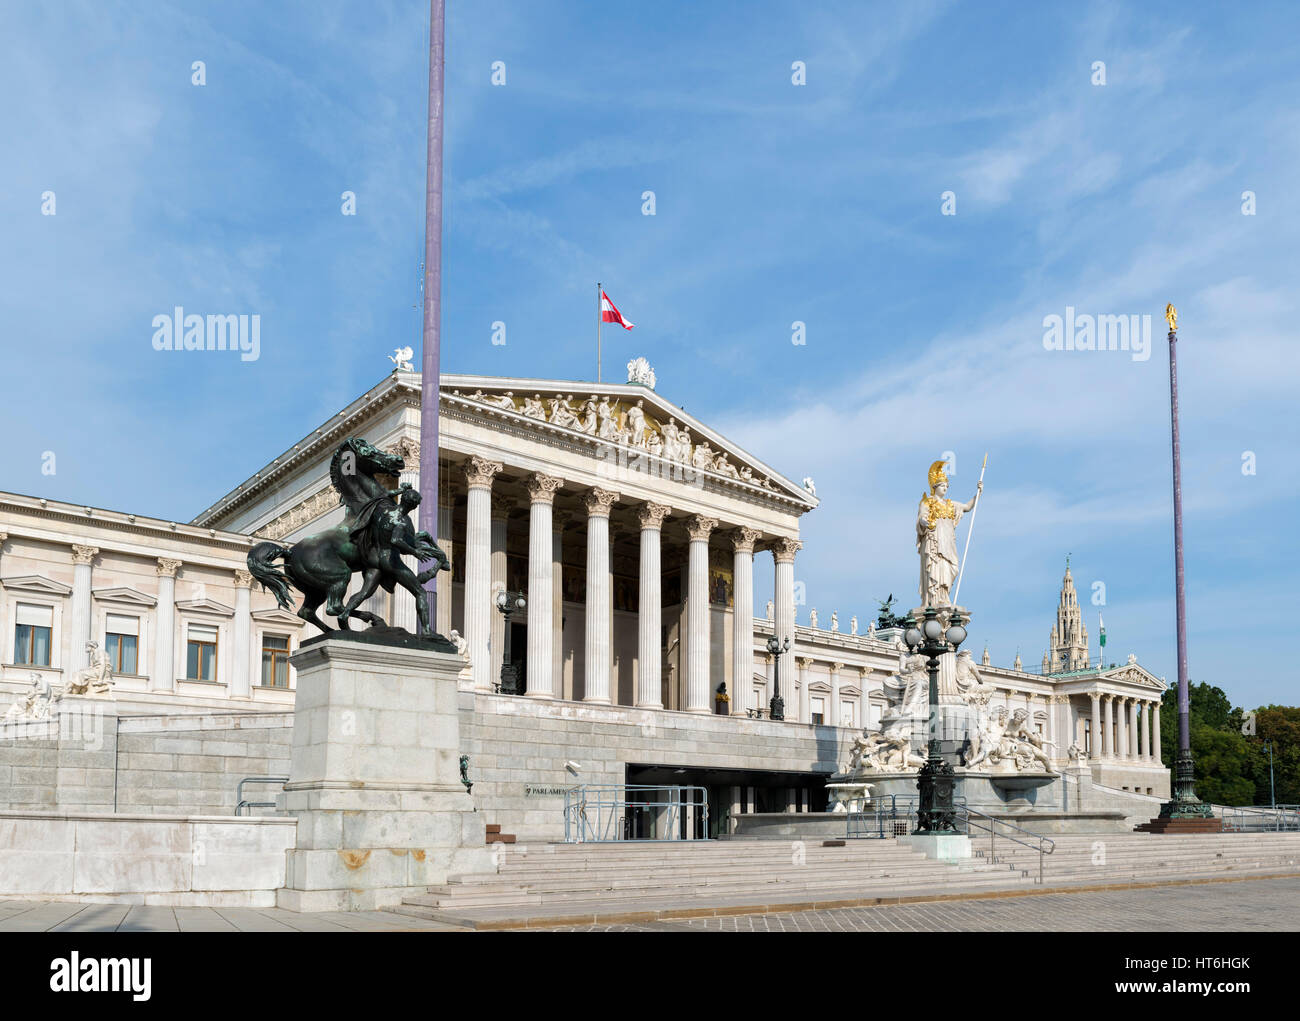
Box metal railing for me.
[959,806,1055,884]
[235,775,288,816]
[1222,805,1300,832]
[563,784,708,842]
[845,795,1054,883]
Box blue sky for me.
[2,1,1297,708]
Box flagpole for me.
[596,281,602,383]
[417,0,445,629]
[951,453,987,606]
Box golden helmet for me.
[927,459,949,491]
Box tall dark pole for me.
[1161,304,1212,821]
[417,0,445,624]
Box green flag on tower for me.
[1099,612,1106,661]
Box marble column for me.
[796,657,810,722]
[729,527,760,717]
[525,474,563,699]
[684,514,719,713]
[830,661,844,727]
[1127,698,1138,761]
[153,558,182,691]
[387,439,423,633]
[583,488,619,703]
[490,495,511,687]
[232,569,252,699]
[463,457,503,692]
[1136,701,1147,761]
[1152,702,1162,763]
[551,511,568,698]
[1116,697,1128,762]
[1102,695,1115,759]
[1089,693,1101,762]
[637,503,671,709]
[0,533,6,644]
[434,488,455,638]
[771,538,801,665]
[1047,695,1062,764]
[69,545,99,672]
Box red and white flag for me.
[600,290,635,330]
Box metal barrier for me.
[846,795,1053,884]
[958,805,1055,884]
[1222,805,1300,832]
[235,775,289,816]
[563,784,708,842]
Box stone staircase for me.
[390,839,1039,928]
[389,831,1300,928]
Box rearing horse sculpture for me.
[247,438,450,637]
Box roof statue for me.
[389,346,414,372]
[626,356,656,390]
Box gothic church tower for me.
[1041,557,1090,673]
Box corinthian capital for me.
[71,544,99,565]
[156,557,182,578]
[730,526,762,554]
[685,515,719,542]
[233,568,253,589]
[637,502,672,530]
[526,473,565,505]
[385,436,420,464]
[583,487,620,518]
[771,536,802,564]
[463,455,504,490]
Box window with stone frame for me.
[261,633,290,688]
[185,623,219,681]
[14,603,53,666]
[105,613,139,674]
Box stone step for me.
[401,872,1034,910]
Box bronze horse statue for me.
[247,438,450,637]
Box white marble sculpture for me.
[850,615,858,636]
[64,641,114,697]
[389,346,414,372]
[449,629,468,657]
[808,608,819,629]
[625,399,649,448]
[916,459,982,607]
[626,356,656,390]
[520,394,547,420]
[830,611,839,633]
[548,395,579,430]
[3,672,62,721]
[802,476,816,496]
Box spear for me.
[951,453,987,606]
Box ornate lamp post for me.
[904,605,967,834]
[494,589,526,694]
[766,635,790,721]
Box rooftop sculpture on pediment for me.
[457,385,780,492]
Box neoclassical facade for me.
[0,366,1169,796]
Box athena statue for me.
[916,459,981,607]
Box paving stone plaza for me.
[3,876,1296,933]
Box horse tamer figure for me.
[247,438,450,639]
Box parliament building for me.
[0,365,1171,839]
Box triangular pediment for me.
[92,586,157,608]
[2,575,72,596]
[1101,663,1165,689]
[445,375,817,508]
[175,598,235,617]
[252,607,305,627]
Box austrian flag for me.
[600,290,635,330]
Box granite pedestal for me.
[276,637,493,912]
